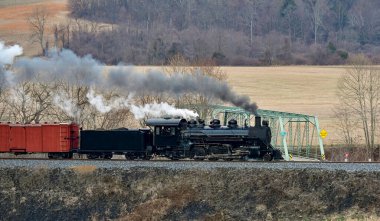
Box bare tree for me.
[163,54,227,120]
[0,68,7,120]
[28,7,49,56]
[56,82,89,124]
[280,0,297,43]
[337,54,380,160]
[52,20,72,50]
[303,0,326,45]
[334,105,360,147]
[6,81,52,123]
[83,88,136,129]
[328,0,355,41]
[0,85,8,121]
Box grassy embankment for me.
[0,166,379,220]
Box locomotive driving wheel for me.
[125,154,136,160]
[104,153,113,160]
[143,154,152,160]
[263,153,273,161]
[208,157,218,161]
[86,154,97,159]
[190,147,206,160]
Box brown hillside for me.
[0,0,68,56]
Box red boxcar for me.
[0,122,79,158]
[0,124,10,153]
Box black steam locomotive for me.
[79,116,283,161]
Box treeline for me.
[67,0,380,65]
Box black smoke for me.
[13,49,258,115]
[108,66,258,114]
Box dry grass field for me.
[223,66,343,144]
[0,0,68,56]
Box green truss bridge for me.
[189,105,325,161]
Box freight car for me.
[0,117,283,161]
[0,122,79,159]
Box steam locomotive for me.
[0,117,283,161]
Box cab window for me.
[155,126,176,136]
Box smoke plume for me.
[53,93,80,120]
[86,89,114,113]
[0,41,23,65]
[130,102,199,119]
[108,67,258,114]
[10,47,258,115]
[86,88,198,119]
[0,41,23,87]
[86,88,134,113]
[14,49,102,85]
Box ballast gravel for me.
[0,159,380,171]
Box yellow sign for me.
[321,154,325,160]
[320,129,328,139]
[289,154,293,161]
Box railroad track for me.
[0,156,379,163]
[0,157,285,163]
[1,157,380,171]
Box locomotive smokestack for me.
[255,116,261,127]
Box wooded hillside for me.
[67,0,380,65]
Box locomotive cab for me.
[145,118,187,150]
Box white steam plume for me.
[0,41,23,87]
[53,93,80,119]
[0,41,23,65]
[129,102,199,119]
[86,89,113,113]
[86,88,134,113]
[86,89,198,119]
